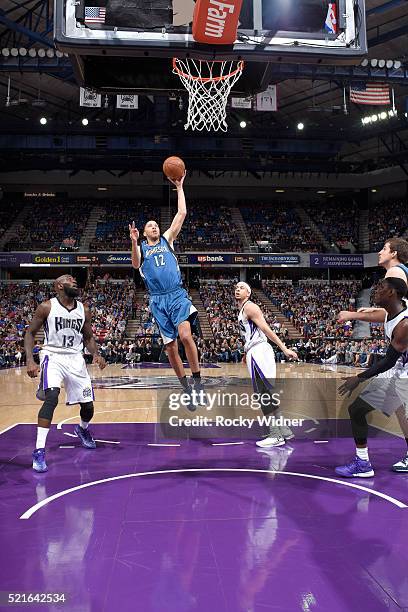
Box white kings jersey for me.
[42,298,86,354]
[384,304,408,372]
[238,301,268,352]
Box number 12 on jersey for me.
[154,254,165,267]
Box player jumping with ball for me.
[129,170,204,407]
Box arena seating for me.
[240,204,324,252]
[176,202,241,252]
[4,200,92,252]
[305,201,358,251]
[369,199,408,251]
[262,280,360,339]
[89,201,161,252]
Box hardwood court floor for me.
[0,361,402,437]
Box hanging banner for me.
[79,87,101,107]
[310,254,364,268]
[255,85,277,112]
[231,97,252,109]
[116,94,139,109]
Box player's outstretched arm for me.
[244,302,299,360]
[339,319,408,396]
[163,171,186,245]
[129,222,141,269]
[83,306,106,370]
[24,302,50,377]
[338,309,387,323]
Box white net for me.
[172,58,245,132]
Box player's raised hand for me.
[168,170,186,190]
[93,354,106,370]
[284,349,299,361]
[129,221,139,242]
[26,361,40,378]
[338,376,361,397]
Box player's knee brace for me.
[348,398,373,444]
[80,402,94,423]
[38,387,60,421]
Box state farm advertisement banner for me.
[192,0,243,44]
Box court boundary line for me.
[0,423,19,436]
[20,467,408,519]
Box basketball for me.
[163,156,185,181]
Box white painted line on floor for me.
[0,423,19,436]
[314,440,329,444]
[57,408,144,429]
[59,445,75,449]
[211,442,245,446]
[20,467,408,519]
[147,443,181,447]
[63,432,120,444]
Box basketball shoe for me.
[392,456,408,472]
[280,425,295,440]
[74,425,96,449]
[256,426,285,448]
[32,448,48,472]
[190,378,208,408]
[335,456,374,478]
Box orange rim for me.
[172,58,244,83]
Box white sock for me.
[80,420,89,430]
[36,426,49,449]
[356,447,369,461]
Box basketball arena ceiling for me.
[0,0,407,175]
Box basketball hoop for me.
[172,58,244,132]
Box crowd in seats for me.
[0,201,25,240]
[0,282,51,368]
[305,201,358,251]
[5,200,92,252]
[89,201,160,251]
[262,280,360,339]
[178,201,240,252]
[240,204,324,252]
[369,199,408,251]
[0,275,390,370]
[175,202,240,252]
[82,280,134,343]
[295,338,387,365]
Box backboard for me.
[55,0,367,95]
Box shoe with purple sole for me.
[32,448,48,472]
[335,456,374,478]
[74,425,96,449]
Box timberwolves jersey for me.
[384,305,408,370]
[43,298,85,354]
[140,236,182,295]
[238,301,267,352]
[397,263,408,281]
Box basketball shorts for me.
[359,367,408,416]
[36,351,94,405]
[246,342,276,393]
[150,287,197,345]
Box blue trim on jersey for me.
[397,263,408,280]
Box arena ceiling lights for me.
[361,110,398,125]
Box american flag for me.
[349,82,390,105]
[84,6,106,24]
